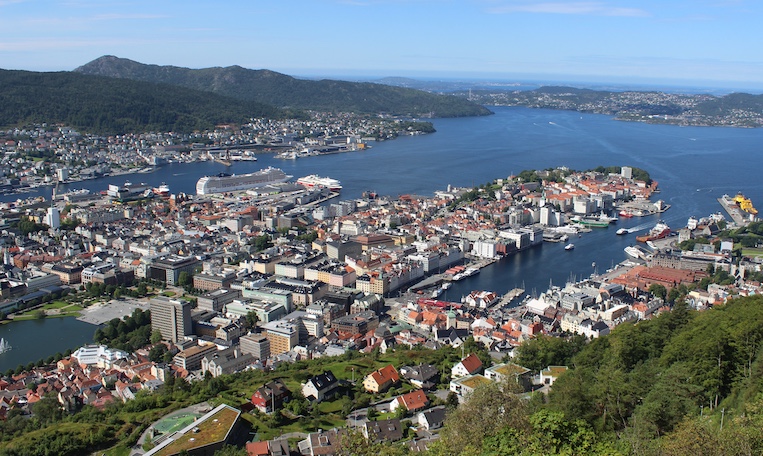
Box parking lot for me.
[77,298,150,325]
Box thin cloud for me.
[488,2,649,17]
[90,13,167,20]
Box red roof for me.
[460,353,483,374]
[246,441,270,456]
[399,389,430,412]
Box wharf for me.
[408,274,445,293]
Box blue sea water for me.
[2,106,762,368]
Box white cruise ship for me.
[296,174,342,192]
[195,167,292,195]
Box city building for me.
[150,296,192,343]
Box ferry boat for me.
[106,182,151,202]
[573,216,610,228]
[195,167,292,195]
[635,221,671,243]
[463,267,480,277]
[296,175,342,192]
[625,245,653,261]
[152,183,170,197]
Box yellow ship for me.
[734,193,758,215]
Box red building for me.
[251,380,290,414]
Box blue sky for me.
[1,0,762,89]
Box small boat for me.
[616,228,628,235]
[619,209,634,218]
[564,243,575,251]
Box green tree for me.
[148,344,168,363]
[150,329,163,344]
[649,283,667,300]
[178,271,192,287]
[432,378,527,454]
[244,310,259,329]
[213,445,248,456]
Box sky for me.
[1,0,762,90]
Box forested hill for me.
[465,85,763,127]
[74,56,492,118]
[429,294,763,455]
[0,69,290,134]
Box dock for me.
[494,288,525,308]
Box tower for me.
[150,296,192,342]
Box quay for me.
[617,199,670,217]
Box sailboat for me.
[0,337,11,354]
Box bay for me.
[2,106,763,366]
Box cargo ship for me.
[195,167,292,195]
[734,192,758,215]
[296,175,342,192]
[635,221,671,243]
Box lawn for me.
[153,406,239,456]
[42,300,71,310]
[152,412,201,438]
[742,248,763,258]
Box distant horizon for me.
[1,1,761,96]
[6,55,761,96]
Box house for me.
[540,365,569,386]
[417,406,447,430]
[449,374,492,403]
[363,364,400,393]
[484,362,533,392]
[246,438,289,456]
[363,418,404,443]
[251,380,290,414]
[451,353,483,378]
[390,389,430,414]
[435,328,468,347]
[298,428,346,456]
[302,371,340,403]
[400,364,439,390]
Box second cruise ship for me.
[196,167,292,195]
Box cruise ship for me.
[296,175,342,192]
[195,167,292,195]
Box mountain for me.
[74,56,492,118]
[0,69,290,134]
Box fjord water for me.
[2,107,763,368]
